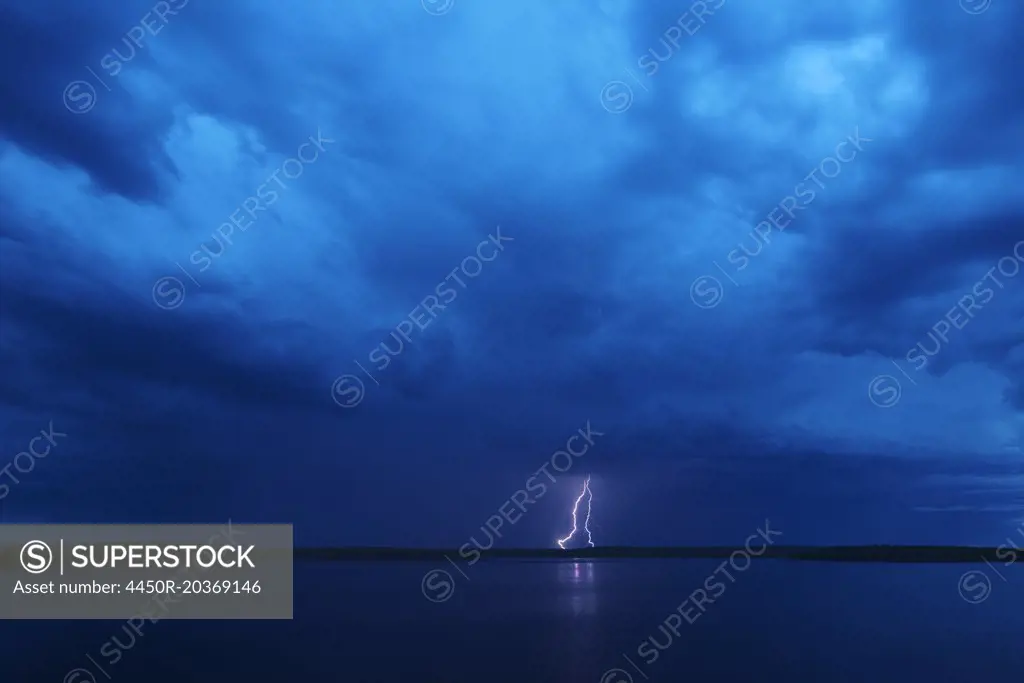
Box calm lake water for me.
[4,559,1022,681]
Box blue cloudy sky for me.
[1,0,1022,547]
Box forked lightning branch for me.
[557,475,595,549]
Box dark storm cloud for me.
[792,0,1024,320]
[0,1,186,202]
[0,0,1021,538]
[892,0,1024,167]
[807,214,1024,317]
[0,211,333,424]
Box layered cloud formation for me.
[1,0,1021,543]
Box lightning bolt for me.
[557,475,596,549]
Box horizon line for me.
[292,545,1019,564]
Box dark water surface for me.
[4,559,1021,681]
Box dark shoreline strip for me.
[292,546,1018,564]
